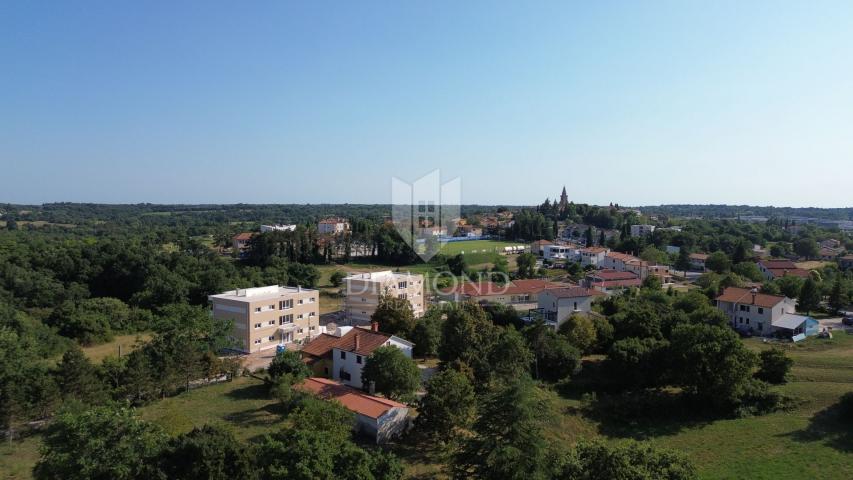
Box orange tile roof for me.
[295,377,407,419]
[300,328,392,358]
[588,270,638,281]
[715,287,786,308]
[605,251,638,262]
[233,232,253,241]
[759,259,798,270]
[581,247,608,254]
[689,253,709,260]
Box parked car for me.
[843,315,853,326]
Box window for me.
[398,293,407,300]
[279,314,293,325]
[356,355,362,364]
[297,313,304,319]
[758,322,763,331]
[254,307,261,313]
[573,302,578,310]
[309,297,315,303]
[298,328,304,334]
[253,339,261,345]
[298,299,304,305]
[279,299,293,310]
[340,351,346,360]
[267,320,275,326]
[309,312,315,317]
[398,281,407,289]
[758,307,764,314]
[268,335,275,341]
[746,319,750,325]
[268,304,275,310]
[254,323,262,329]
[340,370,351,381]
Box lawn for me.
[438,239,527,256]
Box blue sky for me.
[2,1,852,207]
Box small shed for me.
[771,314,819,338]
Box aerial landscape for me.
[2,2,852,480]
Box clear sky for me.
[2,1,852,207]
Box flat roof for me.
[344,270,420,281]
[209,284,318,302]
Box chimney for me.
[371,321,379,332]
[354,333,360,351]
[751,287,758,304]
[297,285,302,292]
[368,381,376,395]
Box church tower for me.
[559,186,568,208]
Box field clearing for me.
[81,333,151,363]
[438,239,527,256]
[796,260,832,270]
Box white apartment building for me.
[630,224,656,237]
[260,224,297,233]
[344,271,425,324]
[209,285,320,353]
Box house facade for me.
[757,260,810,281]
[584,270,642,294]
[689,253,709,271]
[714,287,812,337]
[232,232,253,252]
[209,285,320,353]
[438,279,571,310]
[344,271,425,324]
[295,377,410,443]
[578,246,609,267]
[318,217,350,234]
[543,244,578,262]
[301,324,413,390]
[630,224,656,237]
[537,287,604,328]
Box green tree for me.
[439,303,499,382]
[34,406,166,480]
[515,253,537,279]
[559,440,697,480]
[329,270,346,288]
[558,313,597,354]
[607,337,670,390]
[361,346,420,401]
[798,278,821,314]
[675,247,691,272]
[793,237,819,259]
[410,316,441,359]
[447,253,468,276]
[775,275,805,299]
[268,349,311,382]
[371,295,416,337]
[705,251,731,274]
[487,327,534,381]
[732,262,764,282]
[585,226,594,247]
[453,376,550,480]
[755,348,793,384]
[828,275,848,313]
[527,322,581,382]
[669,324,757,412]
[54,345,108,405]
[158,425,257,480]
[416,369,476,439]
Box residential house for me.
[602,251,639,271]
[820,239,842,249]
[438,278,571,310]
[537,287,605,328]
[456,225,483,237]
[318,217,350,234]
[715,287,816,337]
[543,244,578,263]
[578,246,609,267]
[689,253,709,271]
[630,224,656,237]
[260,224,297,233]
[209,285,320,353]
[625,259,673,283]
[819,247,843,261]
[300,324,413,389]
[530,240,553,257]
[295,377,409,443]
[344,271,424,324]
[757,260,810,281]
[232,232,254,252]
[584,270,641,294]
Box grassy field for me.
[438,239,527,256]
[80,333,151,363]
[4,334,851,480]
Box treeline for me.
[638,204,853,221]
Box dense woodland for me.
[1,203,852,479]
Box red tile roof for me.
[715,287,787,308]
[541,287,604,299]
[587,269,638,281]
[295,377,407,419]
[580,247,608,254]
[689,253,709,260]
[605,251,638,262]
[440,279,570,297]
[233,232,253,241]
[300,328,392,359]
[760,259,798,270]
